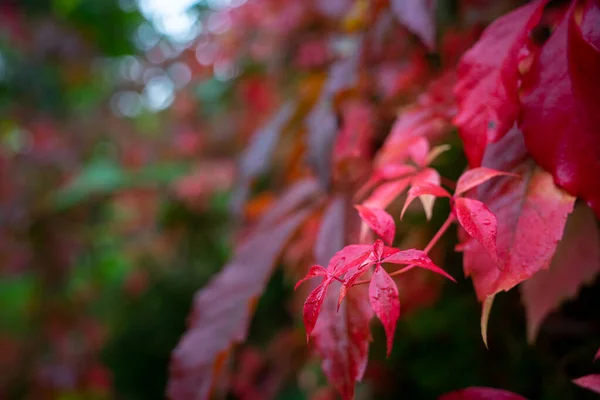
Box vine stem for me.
[353,213,455,286]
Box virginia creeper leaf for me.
[355,205,396,245]
[412,168,442,220]
[461,128,575,301]
[364,177,411,209]
[520,0,600,217]
[573,374,600,394]
[440,387,528,400]
[369,264,400,356]
[454,0,547,166]
[455,167,518,197]
[167,206,313,400]
[454,197,499,265]
[520,203,600,342]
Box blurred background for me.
[0,0,598,399]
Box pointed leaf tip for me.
[369,266,400,357]
[481,295,495,349]
[455,167,518,196]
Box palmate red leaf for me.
[454,0,546,167]
[390,0,436,49]
[520,203,600,342]
[573,374,600,394]
[310,195,372,400]
[455,167,518,197]
[520,0,600,218]
[440,386,528,400]
[369,264,400,357]
[167,206,314,400]
[454,197,499,265]
[355,205,396,245]
[461,128,575,301]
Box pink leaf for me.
[454,197,499,265]
[355,205,396,245]
[390,0,436,49]
[295,265,329,290]
[401,182,452,220]
[520,204,600,342]
[369,265,400,356]
[364,177,411,209]
[595,347,600,362]
[573,374,600,395]
[454,0,547,166]
[455,167,518,197]
[328,244,372,276]
[440,386,528,400]
[383,249,455,282]
[461,128,575,301]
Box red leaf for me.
[411,168,443,220]
[520,1,600,218]
[383,249,455,282]
[355,205,396,245]
[364,177,411,209]
[520,204,600,342]
[303,278,334,340]
[573,374,600,394]
[295,265,329,291]
[595,347,600,362]
[369,265,400,356]
[390,0,436,49]
[329,244,372,276]
[377,164,418,180]
[440,386,528,400]
[454,0,546,166]
[454,197,499,265]
[313,282,372,400]
[401,182,452,220]
[461,128,575,301]
[167,207,313,400]
[455,167,518,197]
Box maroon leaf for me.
[454,197,499,265]
[461,127,575,301]
[440,386,528,400]
[369,264,400,356]
[231,101,296,213]
[573,374,600,395]
[167,206,313,400]
[520,203,600,342]
[454,0,547,166]
[390,0,437,49]
[355,205,396,245]
[519,0,600,217]
[455,167,518,197]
